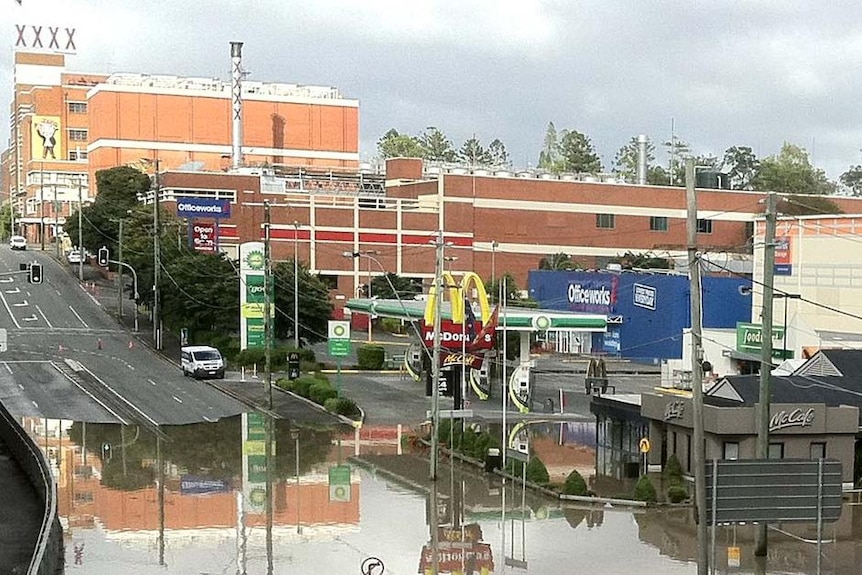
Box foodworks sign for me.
[567,277,617,314]
[177,197,231,219]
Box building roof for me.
[793,348,862,377]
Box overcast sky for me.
[4,0,862,179]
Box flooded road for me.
[29,415,862,574]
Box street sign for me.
[727,546,740,568]
[328,320,351,357]
[506,448,530,463]
[705,459,843,524]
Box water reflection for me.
[19,415,862,573]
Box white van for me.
[181,345,225,379]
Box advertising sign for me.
[421,272,497,351]
[418,542,494,573]
[328,464,351,502]
[180,475,230,495]
[774,236,792,276]
[240,242,265,350]
[567,276,618,314]
[328,320,351,357]
[242,412,269,513]
[736,322,787,358]
[31,115,62,160]
[191,221,217,252]
[176,197,231,219]
[633,283,656,310]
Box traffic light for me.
[97,246,109,267]
[28,262,42,284]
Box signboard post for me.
[328,320,351,396]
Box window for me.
[768,442,784,459]
[317,274,338,290]
[696,218,713,234]
[810,442,827,460]
[68,102,87,114]
[68,149,88,161]
[650,216,668,231]
[723,441,739,460]
[596,213,615,229]
[68,129,88,141]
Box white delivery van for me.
[181,345,225,379]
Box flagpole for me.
[501,277,507,468]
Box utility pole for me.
[429,230,444,481]
[40,162,45,251]
[118,218,124,319]
[293,220,299,350]
[53,184,59,260]
[755,191,777,556]
[77,179,83,282]
[685,158,708,575]
[152,160,162,350]
[264,201,273,409]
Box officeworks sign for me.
[176,197,231,219]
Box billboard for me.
[567,276,618,314]
[774,236,792,276]
[176,197,231,219]
[240,242,265,350]
[31,115,62,160]
[191,221,217,252]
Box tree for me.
[0,203,12,241]
[840,165,862,196]
[458,136,491,166]
[538,252,580,270]
[537,122,563,172]
[273,259,333,346]
[777,195,842,216]
[488,138,510,167]
[615,251,671,270]
[753,142,836,195]
[376,128,424,159]
[662,136,690,186]
[613,136,656,182]
[558,130,602,174]
[370,272,422,301]
[419,126,456,162]
[722,146,760,190]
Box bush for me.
[288,375,317,398]
[563,470,588,496]
[667,485,688,503]
[309,381,338,404]
[356,345,386,369]
[664,454,684,486]
[380,318,405,334]
[508,457,550,485]
[634,475,657,503]
[323,397,361,420]
[234,348,266,368]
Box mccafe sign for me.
[769,408,815,432]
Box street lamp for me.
[344,249,379,342]
[140,158,162,350]
[443,255,458,272]
[774,292,802,360]
[491,240,499,288]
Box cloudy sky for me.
[4,0,862,179]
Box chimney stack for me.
[636,134,648,185]
[230,42,244,170]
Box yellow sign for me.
[727,546,740,567]
[639,437,651,453]
[31,115,62,160]
[242,302,275,319]
[423,271,492,325]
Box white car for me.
[66,249,83,264]
[9,235,26,250]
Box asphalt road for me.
[0,247,248,426]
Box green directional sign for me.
[328,320,351,357]
[329,464,351,502]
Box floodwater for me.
[29,416,862,574]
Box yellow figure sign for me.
[31,115,62,160]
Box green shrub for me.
[563,470,588,496]
[508,457,550,485]
[323,397,361,419]
[380,318,405,334]
[309,381,338,404]
[667,485,688,503]
[234,348,266,368]
[356,345,386,369]
[289,376,317,398]
[664,454,684,486]
[634,475,658,503]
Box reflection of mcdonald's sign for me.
[421,273,496,351]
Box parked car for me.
[9,235,26,250]
[66,249,84,264]
[181,345,225,379]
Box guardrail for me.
[0,401,63,574]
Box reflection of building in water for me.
[590,394,648,481]
[635,504,862,573]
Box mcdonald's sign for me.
[421,272,497,351]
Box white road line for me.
[22,315,38,322]
[52,362,129,425]
[35,305,52,328]
[12,300,28,307]
[80,364,158,427]
[148,379,157,386]
[4,288,19,294]
[79,286,100,307]
[32,400,38,409]
[4,362,13,375]
[172,395,183,404]
[68,305,88,328]
[0,288,21,329]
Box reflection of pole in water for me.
[236,490,247,575]
[157,435,165,567]
[430,479,440,575]
[265,415,274,575]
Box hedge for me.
[563,470,588,496]
[356,345,385,369]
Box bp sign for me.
[328,320,351,357]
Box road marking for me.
[12,300,28,307]
[22,315,38,322]
[0,289,21,329]
[35,305,53,328]
[4,288,19,294]
[53,361,129,425]
[68,305,88,328]
[172,395,183,404]
[31,400,38,409]
[79,285,100,307]
[3,362,12,375]
[0,278,12,283]
[79,364,158,428]
[148,379,157,386]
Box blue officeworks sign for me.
[176,197,231,219]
